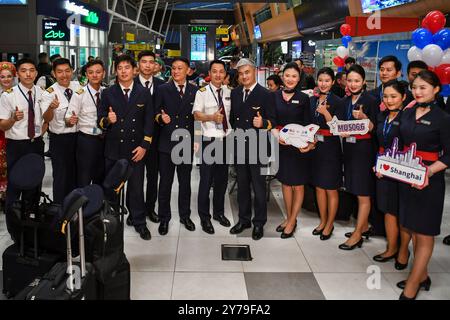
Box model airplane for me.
[279,124,320,148]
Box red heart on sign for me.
[383,164,390,171]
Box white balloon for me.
[407,46,423,62]
[441,48,450,65]
[336,46,349,59]
[422,44,444,67]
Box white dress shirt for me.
[139,74,154,95]
[242,82,257,102]
[119,82,134,100]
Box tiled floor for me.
[1,157,449,300]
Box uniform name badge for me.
[315,134,324,142]
[346,136,356,143]
[93,127,98,135]
[35,125,41,135]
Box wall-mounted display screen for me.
[361,0,416,14]
[254,25,262,40]
[0,0,27,4]
[190,33,207,61]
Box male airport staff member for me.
[154,57,198,236]
[66,59,106,187]
[98,55,154,240]
[193,59,232,234]
[229,58,275,240]
[0,58,45,209]
[134,50,165,225]
[41,58,81,204]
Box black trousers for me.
[236,164,267,227]
[158,152,192,222]
[197,138,229,221]
[105,158,146,227]
[5,138,44,210]
[144,141,159,213]
[49,132,77,204]
[76,132,105,187]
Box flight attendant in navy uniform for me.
[396,71,450,300]
[154,57,198,236]
[98,55,154,240]
[41,58,81,204]
[193,59,232,234]
[66,59,106,187]
[271,62,314,239]
[372,80,411,270]
[229,58,276,240]
[0,58,45,209]
[135,50,165,224]
[339,64,378,250]
[308,67,344,241]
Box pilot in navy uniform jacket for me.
[98,82,154,161]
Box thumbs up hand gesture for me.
[13,106,24,121]
[161,109,171,124]
[108,106,117,124]
[253,111,263,128]
[68,111,78,126]
[213,108,224,124]
[50,94,59,110]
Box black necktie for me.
[145,81,150,88]
[244,89,250,102]
[95,92,100,107]
[27,90,35,139]
[217,88,228,131]
[178,85,184,98]
[64,88,73,102]
[124,88,130,103]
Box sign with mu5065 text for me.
[42,19,70,41]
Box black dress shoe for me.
[126,216,133,226]
[396,276,431,291]
[443,235,450,245]
[201,220,215,234]
[338,238,364,250]
[373,252,397,262]
[230,222,251,234]
[158,221,169,235]
[275,224,286,233]
[252,226,264,240]
[213,215,231,227]
[345,227,373,240]
[135,226,151,240]
[180,217,196,231]
[312,227,324,236]
[395,250,410,270]
[320,226,334,241]
[147,211,160,223]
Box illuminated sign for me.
[64,0,89,16]
[190,26,208,33]
[42,19,70,41]
[216,27,228,35]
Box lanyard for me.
[87,85,100,108]
[315,94,329,118]
[208,84,221,108]
[382,114,396,146]
[17,85,36,109]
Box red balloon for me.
[435,64,450,85]
[340,24,352,36]
[333,56,345,67]
[422,10,446,34]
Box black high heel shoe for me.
[338,238,363,250]
[345,227,373,240]
[281,223,297,239]
[276,224,286,233]
[396,276,431,291]
[320,226,334,241]
[373,251,398,263]
[395,250,411,270]
[312,227,324,236]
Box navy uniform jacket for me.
[97,83,154,161]
[229,84,276,162]
[154,81,198,154]
[134,76,165,102]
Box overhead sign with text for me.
[42,19,70,41]
[376,138,428,187]
[327,116,370,136]
[279,124,319,149]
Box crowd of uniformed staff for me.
[0,52,450,300]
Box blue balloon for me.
[412,28,433,49]
[441,84,450,97]
[337,67,344,72]
[433,28,450,50]
[342,35,352,48]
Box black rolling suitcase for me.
[22,191,97,300]
[97,253,130,300]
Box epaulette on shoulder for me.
[46,87,54,93]
[76,88,85,95]
[5,88,13,94]
[227,85,233,90]
[199,87,207,92]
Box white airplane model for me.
[279,123,320,148]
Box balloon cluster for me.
[408,10,450,96]
[333,24,353,72]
